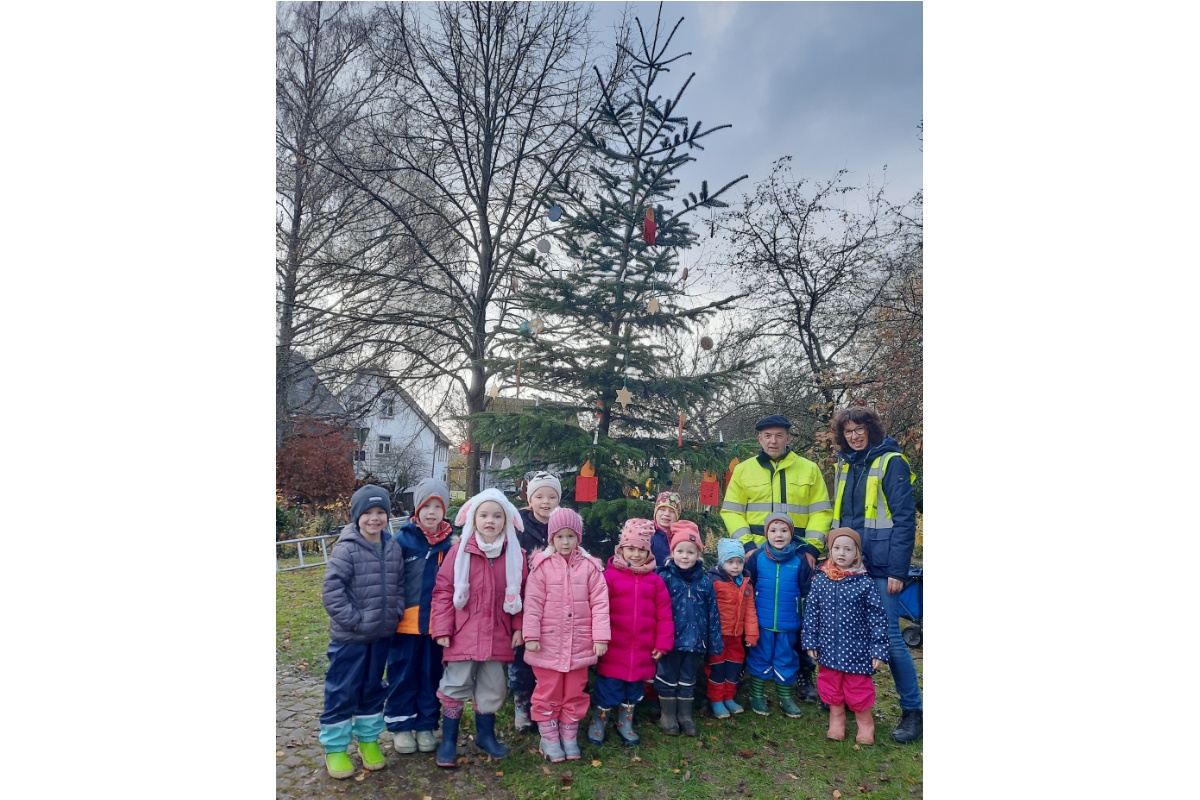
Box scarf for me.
[820,560,867,582]
[670,560,704,584]
[421,519,453,547]
[763,541,798,563]
[451,488,525,615]
[611,543,657,575]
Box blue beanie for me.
[351,484,392,524]
[717,537,745,567]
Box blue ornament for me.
[548,205,562,221]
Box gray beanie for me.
[351,484,392,523]
[526,470,561,499]
[763,512,795,538]
[412,477,450,515]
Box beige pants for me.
[437,660,508,714]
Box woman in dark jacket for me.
[828,406,922,744]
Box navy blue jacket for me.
[836,437,916,582]
[517,508,549,556]
[657,560,724,657]
[322,524,405,644]
[650,526,671,568]
[801,570,888,674]
[393,521,453,635]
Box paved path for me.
[276,666,511,800]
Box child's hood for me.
[531,543,602,573]
[455,488,523,541]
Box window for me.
[377,436,392,455]
[381,398,395,418]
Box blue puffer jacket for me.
[836,437,916,581]
[322,524,405,644]
[657,561,724,657]
[801,570,888,674]
[745,544,813,633]
[393,521,453,635]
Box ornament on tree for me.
[700,470,720,507]
[530,317,545,334]
[575,460,598,503]
[537,238,551,253]
[615,380,633,410]
[501,457,512,469]
[490,384,500,400]
[700,336,713,350]
[725,456,740,487]
[648,298,660,313]
[511,275,518,291]
[643,208,656,246]
[548,204,562,222]
[678,267,689,284]
[678,411,685,447]
[518,319,531,333]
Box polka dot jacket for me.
[800,571,888,675]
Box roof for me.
[339,373,452,446]
[282,351,347,418]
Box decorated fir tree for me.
[474,8,752,550]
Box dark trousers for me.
[507,645,537,696]
[593,675,646,708]
[384,633,444,732]
[654,651,704,699]
[321,639,390,725]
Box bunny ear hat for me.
[452,488,525,614]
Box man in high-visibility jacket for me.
[722,415,833,568]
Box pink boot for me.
[853,707,875,745]
[537,720,566,763]
[827,703,846,741]
[559,720,582,760]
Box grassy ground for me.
[277,565,923,798]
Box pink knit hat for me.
[668,519,702,552]
[548,507,583,540]
[618,518,655,551]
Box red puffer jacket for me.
[596,557,675,682]
[522,546,610,672]
[430,535,526,663]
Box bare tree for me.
[314,1,613,492]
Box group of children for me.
[317,476,891,779]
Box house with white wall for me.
[339,375,450,494]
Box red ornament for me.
[575,460,599,503]
[700,471,720,507]
[643,208,656,246]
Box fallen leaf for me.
[834,791,842,799]
[591,759,602,767]
[354,773,366,782]
[857,786,868,792]
[543,765,552,775]
[673,769,681,774]
[738,749,754,758]
[631,756,642,762]
[496,771,504,776]
[424,796,432,800]
[853,744,861,751]
[905,777,916,785]
[276,751,284,757]
[787,774,799,780]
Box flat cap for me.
[755,414,793,431]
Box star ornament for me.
[615,386,634,410]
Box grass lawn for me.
[277,565,923,798]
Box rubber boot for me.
[658,697,681,735]
[725,696,745,715]
[776,683,804,718]
[587,706,611,745]
[826,703,846,741]
[392,730,417,754]
[891,709,922,743]
[854,708,875,745]
[560,720,582,760]
[615,704,640,745]
[358,741,387,771]
[796,662,820,703]
[513,691,536,733]
[676,697,698,736]
[474,713,510,759]
[325,751,355,779]
[710,700,730,719]
[538,720,566,763]
[748,677,770,716]
[435,715,460,768]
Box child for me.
[319,485,405,779]
[743,512,816,718]
[383,478,454,755]
[705,538,760,718]
[522,508,611,761]
[802,528,888,744]
[589,518,674,746]
[429,488,527,768]
[649,491,681,567]
[510,471,562,733]
[654,520,723,736]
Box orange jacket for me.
[708,567,760,646]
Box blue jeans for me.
[874,577,922,711]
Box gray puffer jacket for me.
[322,524,405,644]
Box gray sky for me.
[590,1,923,212]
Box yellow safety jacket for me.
[722,450,833,554]
[831,452,914,531]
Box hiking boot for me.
[776,683,804,718]
[587,706,611,745]
[560,720,582,760]
[826,703,846,741]
[435,715,459,768]
[538,720,566,763]
[725,697,745,715]
[891,709,922,743]
[748,677,770,716]
[676,698,698,736]
[796,664,820,703]
[358,741,387,771]
[325,751,355,779]
[658,697,681,735]
[854,708,876,745]
[416,730,437,752]
[392,730,417,754]
[710,700,730,719]
[615,704,640,745]
[474,713,510,759]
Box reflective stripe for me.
[731,527,752,539]
[863,516,894,529]
[808,500,832,513]
[722,501,747,513]
[745,503,776,512]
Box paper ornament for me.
[511,275,518,291]
[490,384,500,399]
[530,317,545,334]
[700,470,720,507]
[518,319,531,333]
[648,298,660,313]
[678,411,685,447]
[725,456,740,487]
[575,460,598,502]
[615,385,633,410]
[501,457,512,469]
[643,208,656,246]
[537,239,551,253]
[700,336,713,350]
[548,205,562,221]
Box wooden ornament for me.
[725,456,740,487]
[615,385,633,410]
[575,460,598,502]
[643,208,656,246]
[699,471,720,507]
[700,336,713,350]
[648,298,660,313]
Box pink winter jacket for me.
[522,547,611,672]
[430,536,526,663]
[596,557,675,682]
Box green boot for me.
[775,683,803,718]
[325,751,355,779]
[358,741,387,770]
[748,677,770,716]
